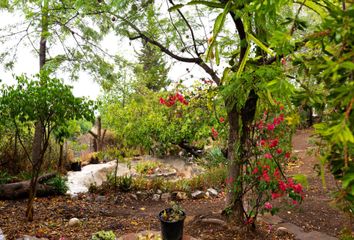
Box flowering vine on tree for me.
[227,102,304,224]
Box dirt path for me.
[0,129,352,239]
[276,129,352,237]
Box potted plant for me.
[158,202,186,240]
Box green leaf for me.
[168,4,184,12]
[236,44,250,77]
[215,43,220,66]
[341,61,354,70]
[342,173,354,190]
[292,174,309,188]
[296,0,327,18]
[247,33,275,56]
[187,1,224,8]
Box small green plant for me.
[135,160,160,174]
[91,230,116,240]
[0,171,13,184]
[204,147,227,168]
[45,175,68,195]
[161,201,185,222]
[117,174,133,192]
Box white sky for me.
[0,8,218,100]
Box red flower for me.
[264,202,273,210]
[225,176,234,184]
[176,92,184,102]
[258,120,264,130]
[267,123,275,131]
[159,97,166,104]
[281,58,286,65]
[219,117,225,123]
[182,99,189,105]
[279,114,284,121]
[292,200,298,205]
[260,139,267,147]
[245,217,254,225]
[285,152,291,158]
[276,148,283,154]
[262,170,270,182]
[211,127,218,138]
[279,181,287,191]
[271,192,282,199]
[293,183,303,193]
[274,168,281,179]
[252,168,259,174]
[264,153,272,159]
[269,139,279,148]
[279,105,284,111]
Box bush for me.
[204,147,227,168]
[135,160,160,174]
[91,230,116,240]
[117,174,133,192]
[0,171,13,184]
[45,175,69,195]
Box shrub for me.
[135,160,160,174]
[45,175,68,195]
[91,230,116,240]
[0,171,13,184]
[117,174,133,192]
[204,147,227,168]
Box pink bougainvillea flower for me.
[271,192,282,199]
[269,139,279,148]
[276,148,283,154]
[274,168,281,179]
[219,117,225,123]
[285,152,291,158]
[281,58,286,65]
[267,123,275,131]
[264,202,273,210]
[273,117,281,125]
[225,176,234,184]
[287,178,294,188]
[279,180,287,191]
[292,200,298,205]
[258,120,264,130]
[252,168,259,175]
[293,183,303,193]
[264,153,272,159]
[260,139,267,147]
[159,97,166,105]
[211,127,218,139]
[262,170,270,182]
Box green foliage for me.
[117,174,133,192]
[135,161,160,174]
[91,230,116,240]
[0,171,13,184]
[204,147,227,168]
[45,175,69,195]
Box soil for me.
[0,129,352,240]
[275,129,352,237]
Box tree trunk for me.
[25,0,49,221]
[225,90,258,224]
[0,173,56,200]
[58,142,64,171]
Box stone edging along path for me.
[259,214,338,240]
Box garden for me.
[0,0,353,240]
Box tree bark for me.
[0,173,57,200]
[25,0,49,221]
[58,142,64,171]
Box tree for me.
[0,0,110,221]
[0,75,94,220]
[99,0,330,224]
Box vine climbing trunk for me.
[25,0,49,221]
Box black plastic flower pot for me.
[158,208,186,240]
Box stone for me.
[161,193,171,202]
[130,193,138,201]
[191,190,205,199]
[95,195,106,202]
[0,228,5,240]
[136,191,149,200]
[152,194,160,201]
[276,227,290,237]
[156,189,162,194]
[68,217,81,227]
[176,191,188,200]
[207,188,218,197]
